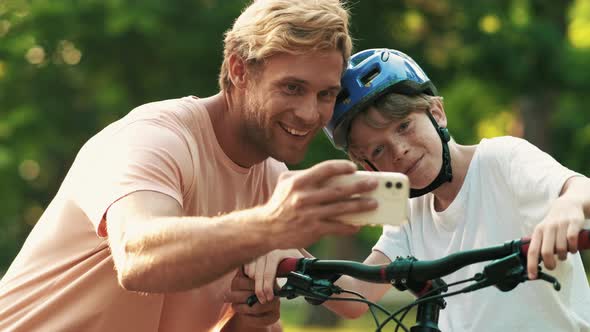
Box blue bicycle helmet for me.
[324,48,437,151]
[325,49,453,198]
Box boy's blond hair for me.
[219,0,353,91]
[360,93,442,128]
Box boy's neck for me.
[432,143,477,212]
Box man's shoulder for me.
[129,96,205,121]
[116,96,212,146]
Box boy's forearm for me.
[325,275,372,319]
[560,176,590,217]
[220,316,282,332]
[323,250,394,319]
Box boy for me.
[247,48,590,331]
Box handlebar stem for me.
[410,278,447,332]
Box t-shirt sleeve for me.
[500,137,581,230]
[267,158,289,191]
[73,120,194,238]
[372,223,412,261]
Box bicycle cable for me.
[392,276,480,332]
[379,276,482,332]
[318,295,410,332]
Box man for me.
[0,1,379,331]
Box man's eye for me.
[284,84,300,94]
[319,90,336,99]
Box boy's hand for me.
[244,249,304,304]
[527,197,585,279]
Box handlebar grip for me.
[277,258,300,277]
[579,229,590,250]
[521,229,590,256]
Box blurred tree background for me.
[1,0,589,330]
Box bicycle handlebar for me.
[277,229,590,284]
[257,230,590,332]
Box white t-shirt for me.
[373,136,590,332]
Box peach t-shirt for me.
[0,96,287,332]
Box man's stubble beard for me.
[241,90,277,160]
[241,90,306,164]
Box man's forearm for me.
[113,206,276,292]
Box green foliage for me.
[0,0,247,273]
[1,0,588,305]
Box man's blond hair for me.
[219,0,353,91]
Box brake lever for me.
[460,253,562,294]
[246,286,296,306]
[529,269,561,291]
[246,272,341,306]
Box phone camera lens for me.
[385,181,393,188]
[395,182,403,189]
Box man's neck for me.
[203,91,267,168]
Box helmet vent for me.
[361,67,380,87]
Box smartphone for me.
[324,171,409,226]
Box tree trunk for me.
[518,92,554,153]
[519,1,570,154]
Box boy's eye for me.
[398,120,410,132]
[372,145,384,158]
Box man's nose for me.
[293,96,319,125]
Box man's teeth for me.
[284,126,309,136]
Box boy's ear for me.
[228,53,248,89]
[429,97,447,128]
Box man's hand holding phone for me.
[246,164,409,308]
[260,160,380,250]
[324,171,410,226]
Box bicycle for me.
[247,229,590,331]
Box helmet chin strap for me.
[363,112,453,198]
